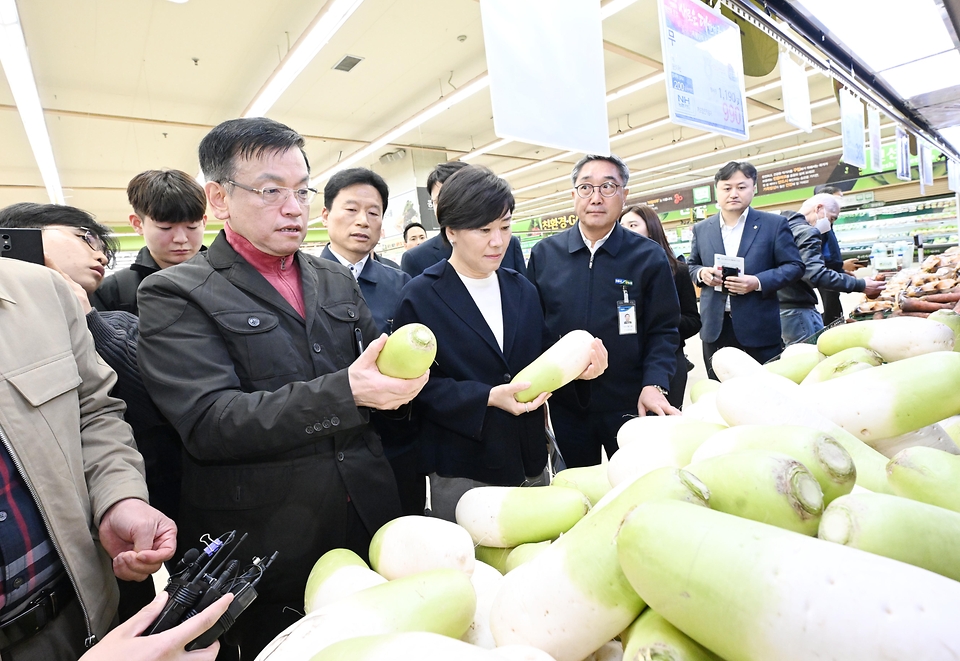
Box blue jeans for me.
[780,307,825,345]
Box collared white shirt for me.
[578,222,615,256]
[328,248,370,281]
[719,208,749,312]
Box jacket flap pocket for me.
[8,355,82,407]
[321,301,360,322]
[211,311,280,334]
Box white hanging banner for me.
[948,158,960,193]
[480,0,610,155]
[840,89,866,168]
[920,141,934,193]
[658,0,748,141]
[868,107,882,171]
[896,127,912,181]
[779,51,812,133]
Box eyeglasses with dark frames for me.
[574,182,622,198]
[227,180,317,206]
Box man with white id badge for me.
[527,155,680,468]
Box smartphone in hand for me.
[0,228,44,265]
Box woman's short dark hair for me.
[0,202,118,265]
[436,166,514,247]
[619,204,681,274]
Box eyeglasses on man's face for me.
[227,180,317,206]
[574,182,622,198]
[44,226,106,254]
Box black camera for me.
[142,531,277,651]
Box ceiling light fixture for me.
[243,0,365,118]
[0,0,63,204]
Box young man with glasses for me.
[136,117,427,658]
[526,154,681,468]
[92,169,207,316]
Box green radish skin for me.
[690,425,856,505]
[617,500,960,661]
[308,632,557,661]
[304,548,386,614]
[803,352,960,444]
[799,346,883,385]
[488,468,710,661]
[375,323,437,378]
[474,545,511,575]
[550,465,611,506]
[939,414,960,445]
[505,541,550,573]
[685,450,824,535]
[816,315,955,361]
[714,374,893,493]
[609,417,726,487]
[689,379,720,403]
[887,446,960,513]
[462,561,503,649]
[511,329,595,403]
[621,609,723,661]
[256,569,477,661]
[928,309,960,351]
[819,492,960,582]
[455,486,590,548]
[709,347,764,382]
[368,515,475,580]
[763,349,824,383]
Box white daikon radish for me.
[689,378,720,403]
[764,348,824,383]
[304,548,386,614]
[680,391,728,426]
[816,315,955,361]
[710,347,765,381]
[310,632,556,661]
[550,465,611,506]
[368,515,474,579]
[887,446,960,513]
[869,423,960,458]
[504,541,550,573]
[620,609,722,661]
[617,501,960,661]
[608,417,725,487]
[462,560,503,649]
[456,486,589,547]
[800,346,883,385]
[511,330,595,403]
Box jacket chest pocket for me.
[210,311,299,382]
[317,301,361,366]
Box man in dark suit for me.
[319,168,410,334]
[689,161,804,379]
[401,161,528,278]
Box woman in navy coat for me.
[392,166,606,520]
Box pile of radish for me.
[256,315,960,661]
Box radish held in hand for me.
[376,323,437,378]
[511,330,596,403]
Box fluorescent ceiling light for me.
[243,0,365,118]
[796,0,953,73]
[311,75,491,186]
[461,137,512,162]
[880,50,960,99]
[0,0,63,204]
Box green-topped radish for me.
[617,500,960,661]
[803,352,960,443]
[257,569,476,661]
[764,348,824,383]
[800,346,883,385]
[819,492,960,582]
[689,378,720,403]
[550,465,611,506]
[369,516,474,579]
[455,486,590,548]
[489,468,709,661]
[685,450,823,535]
[621,609,722,661]
[710,347,764,381]
[608,417,725,487]
[304,549,386,614]
[929,309,960,351]
[715,375,893,493]
[308,632,556,661]
[511,329,596,403]
[690,425,856,505]
[376,323,437,378]
[474,545,512,575]
[816,315,954,361]
[887,446,960,512]
[504,541,550,573]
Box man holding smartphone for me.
[688,162,804,378]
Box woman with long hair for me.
[620,205,701,408]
